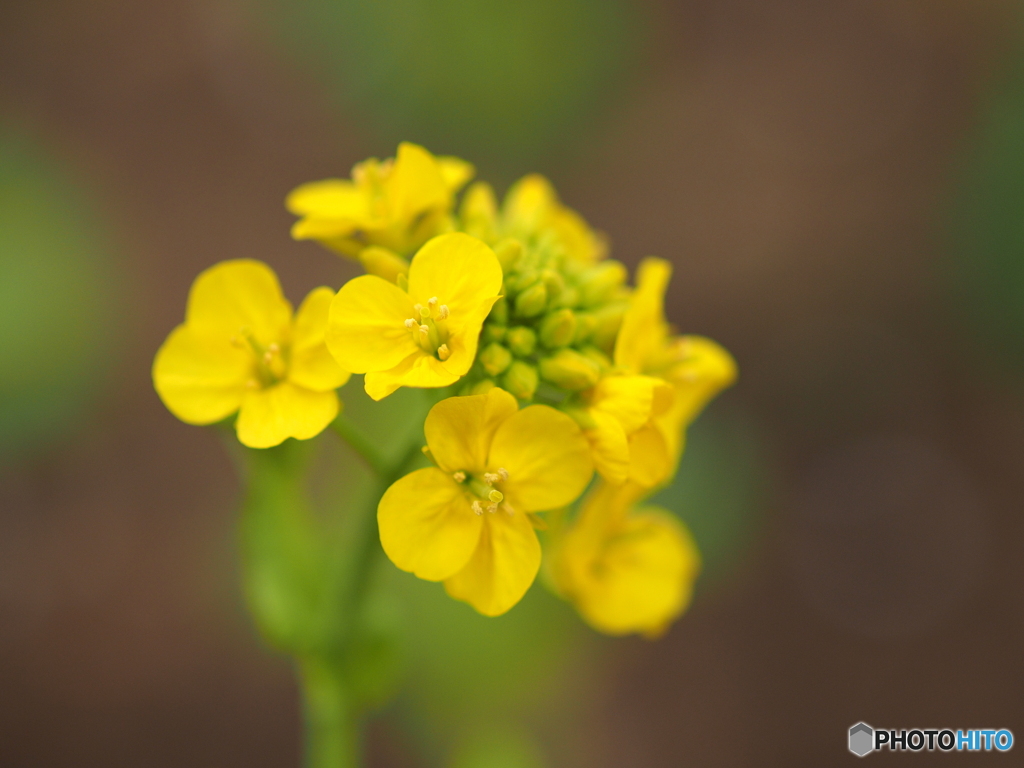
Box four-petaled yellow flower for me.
[153,260,350,448]
[378,388,594,616]
[287,142,474,260]
[550,481,700,637]
[326,233,503,400]
[609,257,737,485]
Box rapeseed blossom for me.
[326,232,503,400]
[153,260,349,448]
[549,481,700,637]
[377,388,593,616]
[287,142,473,267]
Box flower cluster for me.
[153,143,736,635]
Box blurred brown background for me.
[2,0,1024,765]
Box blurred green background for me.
[2,1,1024,766]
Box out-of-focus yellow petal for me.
[378,467,483,581]
[186,260,292,345]
[489,405,593,512]
[666,335,738,426]
[363,353,461,401]
[235,382,339,448]
[289,287,350,392]
[584,409,630,484]
[503,174,556,231]
[387,142,451,222]
[153,324,250,424]
[437,156,475,193]
[549,206,606,263]
[614,257,671,373]
[443,509,541,616]
[425,388,519,474]
[358,246,409,283]
[326,274,418,374]
[573,509,700,636]
[627,424,672,488]
[407,233,503,336]
[589,374,666,434]
[460,181,498,241]
[285,178,368,217]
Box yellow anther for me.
[471,500,483,515]
[413,303,424,315]
[246,378,259,389]
[497,467,509,481]
[404,318,417,329]
[486,503,499,514]
[488,489,503,503]
[427,296,438,311]
[437,344,451,361]
[419,324,430,336]
[263,351,274,363]
[453,471,466,483]
[268,342,280,353]
[483,472,499,484]
[438,304,450,320]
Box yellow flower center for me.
[452,467,512,515]
[234,328,289,389]
[405,296,452,361]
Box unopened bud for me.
[579,260,627,307]
[538,349,601,391]
[502,360,539,400]
[514,281,548,318]
[460,182,498,241]
[539,308,577,349]
[572,311,597,344]
[479,342,513,376]
[358,246,410,284]
[505,326,537,357]
[590,302,627,352]
[470,379,496,395]
[541,269,564,303]
[482,323,506,344]
[579,345,611,371]
[493,238,523,272]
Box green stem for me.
[331,413,389,476]
[301,659,359,768]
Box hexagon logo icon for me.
[849,723,874,757]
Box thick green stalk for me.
[301,659,359,768]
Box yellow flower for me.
[326,233,503,401]
[286,142,474,260]
[579,374,675,486]
[153,260,350,448]
[378,388,593,616]
[612,257,737,480]
[550,481,700,637]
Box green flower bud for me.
[460,182,498,241]
[579,261,628,307]
[493,238,523,272]
[554,285,579,309]
[506,326,537,357]
[502,360,539,400]
[470,379,497,395]
[482,323,506,344]
[479,342,513,376]
[514,281,548,318]
[539,308,577,349]
[561,406,598,431]
[572,311,598,344]
[590,302,627,352]
[541,268,565,304]
[579,345,611,370]
[488,296,509,326]
[506,267,538,294]
[538,349,601,391]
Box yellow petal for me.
[386,142,451,222]
[326,274,418,374]
[406,233,503,337]
[235,381,339,448]
[614,257,672,373]
[285,178,369,217]
[489,405,593,512]
[573,509,700,636]
[152,324,250,424]
[358,246,410,283]
[443,509,541,616]
[584,409,630,484]
[589,374,666,435]
[424,388,519,474]
[378,467,482,581]
[667,335,738,426]
[289,287,350,392]
[363,352,461,401]
[503,174,557,231]
[437,156,475,193]
[627,424,673,488]
[185,260,292,346]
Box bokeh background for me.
[2,1,1024,765]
